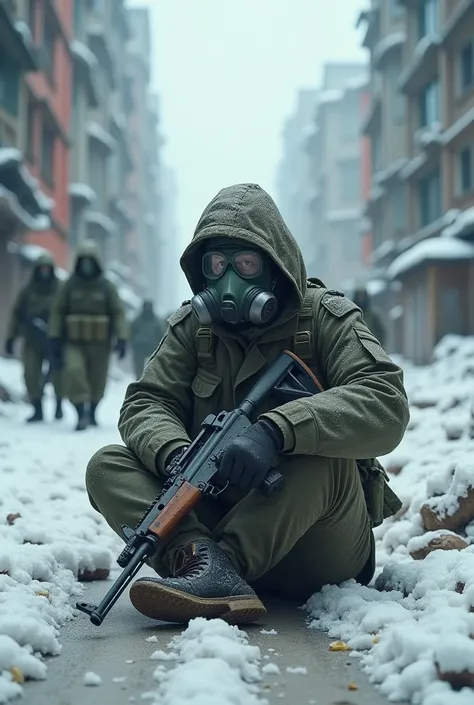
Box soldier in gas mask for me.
[49,240,127,431]
[4,252,63,422]
[86,184,408,625]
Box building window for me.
[440,288,463,336]
[41,123,55,186]
[88,142,107,207]
[418,168,441,227]
[457,144,474,195]
[339,159,360,202]
[390,0,404,19]
[0,57,20,117]
[340,93,360,141]
[418,0,438,39]
[388,63,405,122]
[419,80,440,127]
[73,0,84,35]
[459,40,474,93]
[26,94,36,163]
[390,183,407,232]
[371,131,383,173]
[43,9,57,82]
[28,0,37,41]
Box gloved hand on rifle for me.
[115,339,127,360]
[218,418,283,490]
[4,338,14,357]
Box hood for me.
[180,184,307,312]
[73,239,103,274]
[30,251,56,285]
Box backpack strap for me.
[293,279,325,363]
[196,326,213,363]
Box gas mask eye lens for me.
[202,252,227,280]
[233,252,262,278]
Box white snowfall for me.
[1,337,474,703]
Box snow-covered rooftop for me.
[373,32,405,68]
[344,74,369,91]
[388,238,474,279]
[319,89,344,104]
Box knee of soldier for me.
[86,443,125,499]
[278,454,359,493]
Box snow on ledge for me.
[398,34,441,88]
[387,237,474,279]
[442,207,474,239]
[68,182,97,204]
[319,89,344,104]
[85,210,116,235]
[0,186,50,231]
[87,122,116,152]
[70,40,97,70]
[373,32,405,68]
[441,106,474,145]
[366,279,387,297]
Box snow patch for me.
[373,32,405,68]
[70,40,98,70]
[84,671,102,686]
[443,207,474,239]
[87,122,116,152]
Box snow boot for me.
[54,397,63,420]
[89,401,99,426]
[74,402,88,431]
[129,539,266,624]
[26,400,43,423]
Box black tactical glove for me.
[4,338,14,356]
[218,418,283,490]
[115,339,127,359]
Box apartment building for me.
[0,0,53,343]
[21,0,73,269]
[305,63,369,288]
[360,0,474,362]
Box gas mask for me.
[77,256,99,280]
[191,246,278,326]
[35,265,53,283]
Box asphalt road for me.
[24,575,392,705]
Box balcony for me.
[398,35,440,94]
[87,16,115,88]
[0,1,38,70]
[441,0,474,47]
[0,148,51,232]
[70,40,99,108]
[373,32,405,71]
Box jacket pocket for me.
[191,367,222,398]
[191,367,223,438]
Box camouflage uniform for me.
[86,184,408,616]
[49,240,127,429]
[6,252,63,421]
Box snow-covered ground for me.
[0,357,123,703]
[306,335,474,704]
[2,336,474,704]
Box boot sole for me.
[129,580,267,625]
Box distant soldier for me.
[130,300,164,378]
[49,240,127,431]
[4,252,63,423]
[353,285,386,347]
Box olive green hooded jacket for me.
[8,252,61,345]
[119,184,409,475]
[49,240,127,342]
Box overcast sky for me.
[127,0,365,296]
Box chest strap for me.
[196,326,213,363]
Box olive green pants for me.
[86,444,374,600]
[22,342,62,401]
[64,343,110,405]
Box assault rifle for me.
[77,350,323,626]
